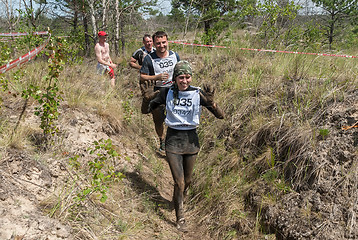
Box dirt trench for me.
[246,90,358,239]
[0,97,211,240]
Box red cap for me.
[98,31,108,37]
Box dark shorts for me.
[165,127,200,155]
[152,86,168,125]
[154,86,163,92]
[152,104,166,126]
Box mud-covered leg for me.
[166,152,188,232]
[183,153,197,199]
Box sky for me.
[156,0,172,15]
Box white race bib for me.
[165,87,201,130]
[150,53,178,87]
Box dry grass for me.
[181,33,358,238]
[1,29,358,239]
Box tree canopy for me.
[171,0,240,43]
[311,0,358,48]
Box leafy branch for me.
[22,33,64,139]
[69,139,125,203]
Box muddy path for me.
[0,96,212,240]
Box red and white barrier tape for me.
[169,41,229,49]
[0,32,51,74]
[169,41,358,59]
[239,47,358,59]
[0,31,49,37]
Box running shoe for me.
[159,139,165,152]
[176,218,188,232]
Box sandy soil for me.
[0,96,211,240]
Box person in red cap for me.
[95,31,117,87]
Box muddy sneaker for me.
[159,139,165,152]
[176,218,188,233]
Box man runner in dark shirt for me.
[129,34,155,70]
[140,31,180,152]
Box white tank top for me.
[165,87,201,130]
[150,52,178,87]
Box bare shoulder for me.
[94,43,101,50]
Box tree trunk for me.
[81,1,90,57]
[102,0,107,29]
[73,1,78,32]
[204,20,211,44]
[3,0,13,32]
[184,0,194,37]
[88,0,97,45]
[120,18,125,55]
[328,13,335,50]
[29,0,35,27]
[204,20,210,35]
[114,0,120,56]
[2,0,15,54]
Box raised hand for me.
[140,80,160,101]
[200,84,216,106]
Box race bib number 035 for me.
[159,60,174,68]
[174,98,192,106]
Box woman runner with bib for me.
[141,61,224,232]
